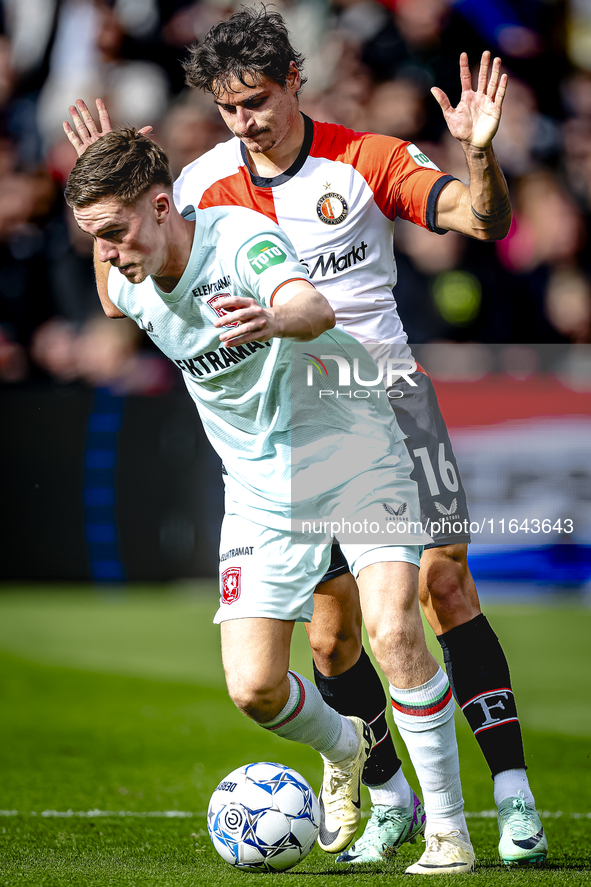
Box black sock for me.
[438,614,526,777]
[313,648,402,787]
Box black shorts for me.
[388,368,470,548]
[317,542,350,584]
[323,368,470,579]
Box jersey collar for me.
[239,114,314,188]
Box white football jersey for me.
[174,116,454,350]
[108,204,406,528]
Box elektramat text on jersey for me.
[174,340,271,378]
[192,275,232,297]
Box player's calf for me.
[423,552,545,860]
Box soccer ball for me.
[207,762,320,872]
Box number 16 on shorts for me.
[413,444,459,496]
[411,442,470,545]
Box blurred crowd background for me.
[2,0,590,585]
[1,0,591,391]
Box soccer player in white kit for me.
[63,128,475,872]
[171,9,546,870]
[62,8,548,860]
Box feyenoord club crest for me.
[221,566,241,604]
[316,192,349,225]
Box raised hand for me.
[431,52,507,150]
[63,98,153,157]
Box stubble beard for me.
[238,129,273,153]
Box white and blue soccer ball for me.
[207,762,320,872]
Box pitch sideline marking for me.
[0,809,589,819]
[0,810,202,818]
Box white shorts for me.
[214,513,422,624]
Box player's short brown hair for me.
[183,5,306,96]
[65,128,173,209]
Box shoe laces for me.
[350,806,399,855]
[323,764,353,812]
[512,790,528,815]
[424,830,462,857]
[356,807,392,843]
[373,804,408,827]
[506,790,538,838]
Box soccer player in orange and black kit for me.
[65,6,547,870]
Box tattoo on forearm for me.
[471,195,511,225]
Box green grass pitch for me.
[0,586,589,885]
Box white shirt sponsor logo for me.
[406,144,441,171]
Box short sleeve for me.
[234,229,312,307]
[335,129,456,232]
[388,142,455,231]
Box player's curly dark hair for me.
[65,128,172,208]
[183,5,306,96]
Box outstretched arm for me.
[433,51,511,241]
[63,99,153,157]
[212,281,335,347]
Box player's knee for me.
[366,619,413,671]
[309,574,363,675]
[226,676,285,723]
[420,545,480,613]
[308,627,339,666]
[309,627,361,675]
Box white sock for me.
[262,671,357,763]
[426,811,469,841]
[390,667,469,842]
[368,767,412,808]
[494,769,535,807]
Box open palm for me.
[63,98,153,157]
[431,52,507,150]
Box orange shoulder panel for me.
[198,166,278,224]
[310,121,447,227]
